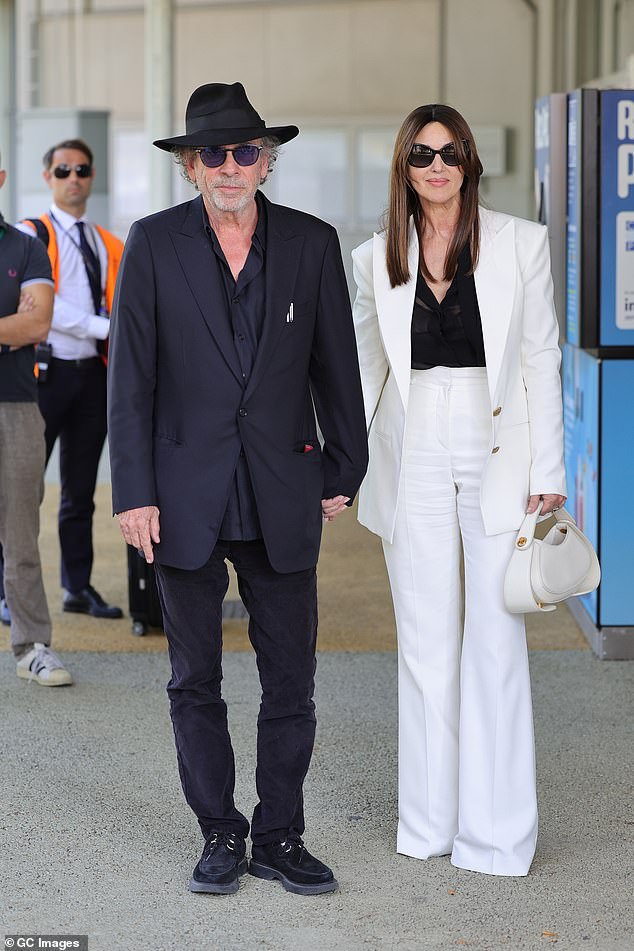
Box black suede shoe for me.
[63,585,123,619]
[189,832,247,894]
[249,838,338,895]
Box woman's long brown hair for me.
[385,104,483,288]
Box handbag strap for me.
[513,502,576,550]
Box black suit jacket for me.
[108,193,368,572]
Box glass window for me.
[112,129,149,236]
[357,128,397,229]
[263,129,348,225]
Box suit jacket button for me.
[491,445,500,453]
[239,408,247,417]
[493,406,502,416]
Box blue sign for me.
[600,359,634,624]
[566,92,581,346]
[600,90,634,344]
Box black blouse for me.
[411,246,486,369]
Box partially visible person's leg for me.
[449,370,536,877]
[47,361,107,593]
[382,368,463,860]
[230,539,318,845]
[0,403,52,654]
[0,403,71,686]
[0,544,9,624]
[453,513,535,875]
[231,539,337,895]
[154,546,250,840]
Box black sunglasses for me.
[52,163,93,179]
[407,142,469,168]
[196,145,264,169]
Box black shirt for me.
[411,245,485,369]
[203,195,267,541]
[0,214,53,402]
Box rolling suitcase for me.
[127,545,249,635]
[127,545,164,636]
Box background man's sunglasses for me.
[52,164,93,179]
[407,142,469,168]
[196,145,263,168]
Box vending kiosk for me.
[561,89,634,658]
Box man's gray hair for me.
[173,136,281,189]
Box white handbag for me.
[504,503,601,614]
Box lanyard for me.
[49,212,101,269]
[49,211,104,314]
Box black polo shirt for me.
[411,245,486,369]
[203,195,267,541]
[0,213,53,402]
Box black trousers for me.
[154,538,318,845]
[39,357,108,592]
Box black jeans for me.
[154,539,318,844]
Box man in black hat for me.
[108,83,368,896]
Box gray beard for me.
[206,182,256,214]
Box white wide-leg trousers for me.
[382,366,537,877]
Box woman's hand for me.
[321,495,350,522]
[527,493,567,516]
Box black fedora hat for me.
[153,82,299,151]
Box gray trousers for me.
[0,402,52,655]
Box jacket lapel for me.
[474,209,517,403]
[373,210,517,411]
[169,196,243,385]
[245,197,304,399]
[373,224,418,413]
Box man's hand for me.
[321,495,350,522]
[527,493,567,516]
[0,282,53,347]
[0,293,34,352]
[18,292,35,312]
[117,505,161,563]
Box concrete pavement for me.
[1,649,632,951]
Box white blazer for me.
[352,207,566,542]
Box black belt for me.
[51,356,101,368]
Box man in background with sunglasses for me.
[108,82,368,897]
[6,138,124,624]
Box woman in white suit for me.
[352,104,566,877]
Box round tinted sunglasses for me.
[407,141,469,168]
[52,163,93,179]
[196,145,264,169]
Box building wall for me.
[9,1,634,239]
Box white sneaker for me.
[16,643,73,687]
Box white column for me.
[535,0,556,95]
[620,1,634,73]
[71,0,88,109]
[564,0,578,90]
[600,0,617,76]
[145,0,173,214]
[0,0,15,219]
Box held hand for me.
[18,292,35,313]
[527,493,567,516]
[117,505,161,563]
[321,495,350,522]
